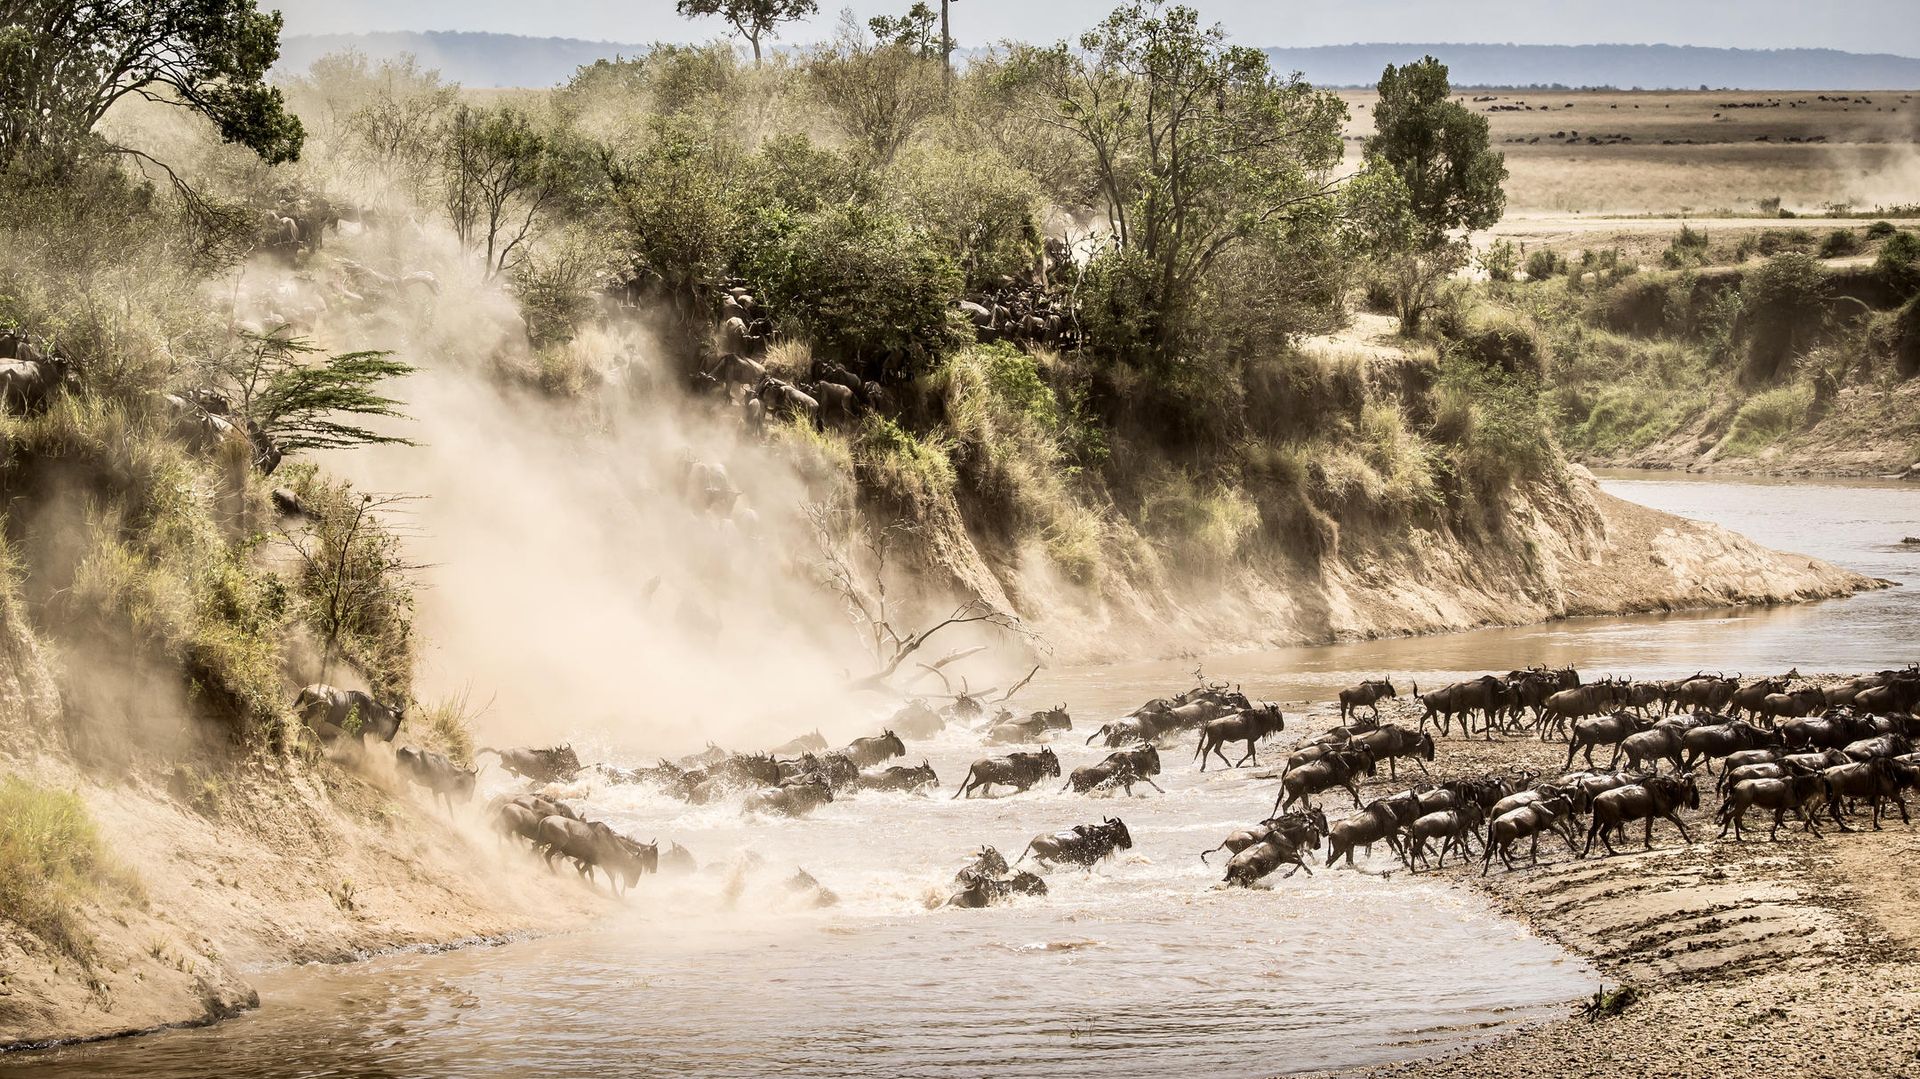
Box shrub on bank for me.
[0,777,143,962]
[1723,383,1814,456]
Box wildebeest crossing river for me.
[7,472,1918,1078]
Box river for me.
[7,471,1917,1078]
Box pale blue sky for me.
[272,0,1920,56]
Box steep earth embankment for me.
[0,590,603,1050]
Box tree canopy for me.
[0,0,304,167]
[1363,56,1506,246]
[674,0,820,63]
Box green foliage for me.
[1138,471,1260,575]
[1741,251,1829,381]
[1478,239,1518,282]
[738,203,964,372]
[1432,350,1554,488]
[1001,3,1347,364]
[1867,220,1897,239]
[1876,230,1920,299]
[0,777,142,961]
[1364,56,1508,246]
[1660,224,1710,269]
[1723,383,1813,455]
[202,331,417,456]
[443,105,585,280]
[601,116,738,299]
[279,468,416,699]
[883,143,1043,288]
[869,2,940,55]
[0,0,303,168]
[851,414,956,504]
[809,15,943,165]
[1524,248,1564,281]
[1818,227,1861,258]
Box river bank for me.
[1303,705,1920,1078]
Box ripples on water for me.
[11,472,1916,1078]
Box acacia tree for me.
[1003,3,1347,366]
[674,0,819,64]
[0,0,303,168]
[1353,55,1507,333]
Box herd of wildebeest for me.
[296,663,1920,906]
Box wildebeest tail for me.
[950,765,974,799]
[1013,840,1035,865]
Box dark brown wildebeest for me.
[1728,676,1791,720]
[947,868,1048,907]
[534,817,658,896]
[1618,725,1686,773]
[843,730,907,767]
[1584,773,1700,855]
[1272,747,1376,815]
[1338,679,1396,722]
[952,748,1061,798]
[1222,835,1313,885]
[295,684,405,743]
[886,699,944,739]
[985,705,1072,744]
[1539,679,1629,741]
[1843,734,1914,761]
[1351,725,1435,779]
[1065,745,1164,794]
[1720,772,1826,841]
[1822,757,1911,830]
[857,760,938,792]
[745,777,834,817]
[1671,673,1739,714]
[1195,704,1286,770]
[396,747,477,813]
[1016,817,1133,869]
[1779,711,1879,751]
[477,743,580,782]
[1482,796,1578,873]
[769,729,829,757]
[1199,809,1328,863]
[1564,710,1655,769]
[1402,802,1485,870]
[1755,686,1827,724]
[1416,676,1508,738]
[1679,720,1779,772]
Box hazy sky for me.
[273,0,1920,56]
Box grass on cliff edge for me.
[0,776,144,962]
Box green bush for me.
[1741,251,1830,381]
[1818,228,1861,259]
[1723,384,1813,455]
[1524,248,1563,281]
[1866,220,1897,239]
[0,777,142,961]
[1876,230,1920,299]
[852,414,956,504]
[1660,224,1710,269]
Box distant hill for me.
[275,32,1920,92]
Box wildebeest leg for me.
[1668,813,1692,845]
[1139,775,1165,794]
[1238,740,1257,767]
[1346,780,1364,808]
[1770,807,1787,842]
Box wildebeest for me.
[1482,796,1577,873]
[857,760,939,792]
[1755,686,1827,724]
[1416,676,1509,737]
[1016,817,1133,869]
[1403,802,1485,870]
[1720,772,1827,841]
[887,699,944,738]
[1199,809,1327,863]
[1351,725,1434,779]
[1584,773,1700,855]
[1821,757,1911,830]
[477,744,581,783]
[955,846,1010,882]
[1272,747,1376,814]
[294,684,405,743]
[535,817,658,896]
[1565,710,1654,769]
[1679,720,1779,772]
[1618,725,1686,773]
[1671,673,1739,714]
[1325,798,1420,867]
[952,748,1061,798]
[947,868,1048,907]
[1064,747,1165,795]
[745,777,834,817]
[1338,679,1396,722]
[1780,711,1878,751]
[1194,704,1286,770]
[1222,835,1313,885]
[843,730,907,767]
[1540,679,1629,740]
[396,747,477,813]
[1728,676,1791,720]
[1844,734,1915,761]
[0,354,71,413]
[985,705,1072,744]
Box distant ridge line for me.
[275,32,1920,92]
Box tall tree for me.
[443,105,580,280]
[809,13,942,166]
[1352,55,1507,333]
[674,0,819,64]
[0,0,304,168]
[1363,56,1506,245]
[1003,2,1346,365]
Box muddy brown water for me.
[7,471,1917,1078]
